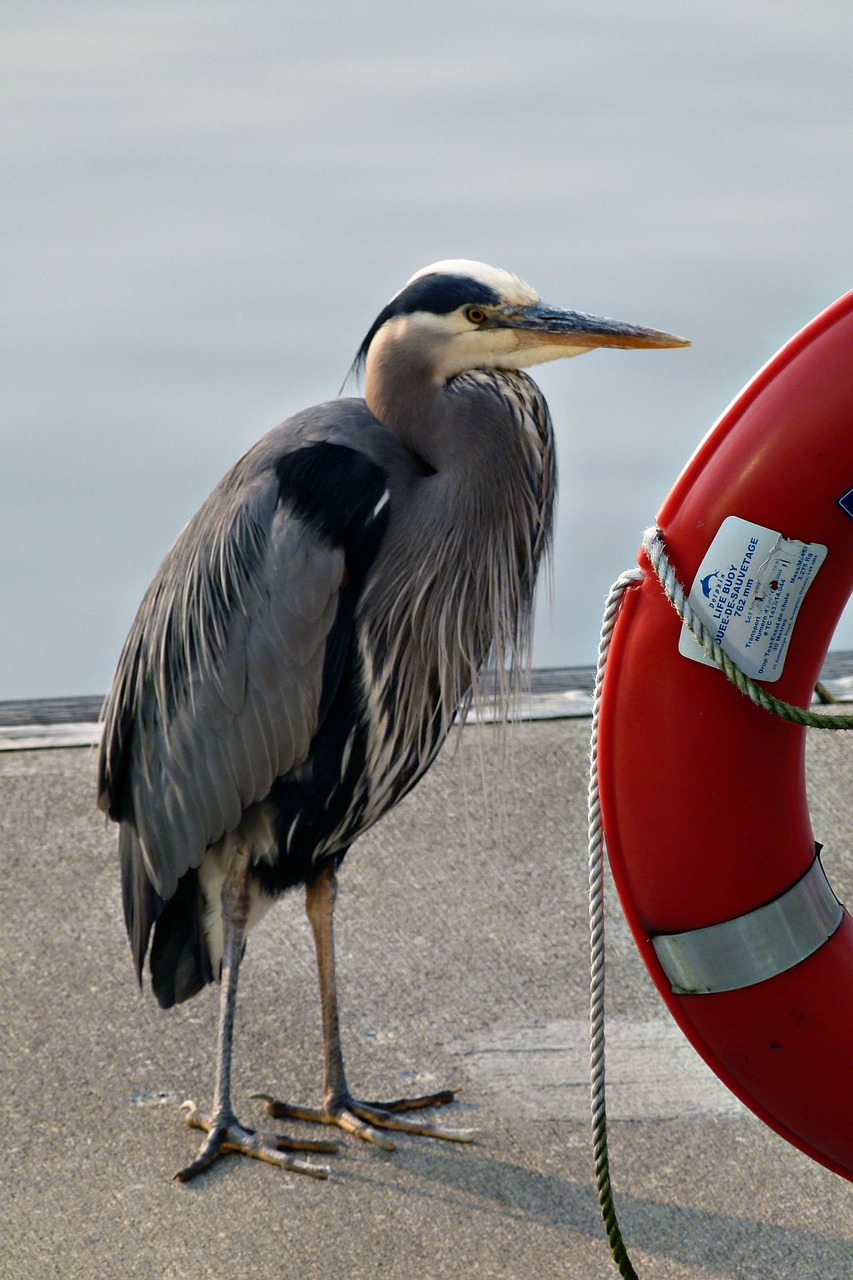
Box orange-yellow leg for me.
[254,863,476,1150]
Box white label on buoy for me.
[677,516,826,682]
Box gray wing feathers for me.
[100,466,344,902]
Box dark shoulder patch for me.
[275,442,389,585]
[353,271,501,372]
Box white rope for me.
[588,565,644,1280]
[587,524,852,1277]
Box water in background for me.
[2,1,852,699]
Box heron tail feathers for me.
[119,825,213,1008]
[149,869,214,1008]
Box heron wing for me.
[98,433,390,907]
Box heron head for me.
[354,259,689,386]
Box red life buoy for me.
[597,289,853,1181]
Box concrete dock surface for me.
[1,715,851,1280]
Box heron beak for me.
[500,302,690,352]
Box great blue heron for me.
[97,260,687,1180]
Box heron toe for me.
[254,1088,478,1149]
[175,1100,340,1181]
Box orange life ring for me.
[597,289,853,1181]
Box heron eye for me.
[465,307,487,325]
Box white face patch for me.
[387,311,590,381]
[503,340,592,368]
[404,259,540,309]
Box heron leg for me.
[176,838,339,1182]
[255,862,476,1149]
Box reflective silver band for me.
[652,855,844,995]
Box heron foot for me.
[175,1100,340,1182]
[252,1088,478,1151]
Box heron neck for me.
[364,347,450,472]
[356,362,555,795]
[366,356,531,485]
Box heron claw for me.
[174,1100,336,1181]
[254,1087,477,1148]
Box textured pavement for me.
[1,717,851,1280]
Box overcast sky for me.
[2,0,852,698]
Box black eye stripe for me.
[389,274,500,318]
[354,274,502,371]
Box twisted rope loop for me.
[642,526,853,730]
[588,566,643,1280]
